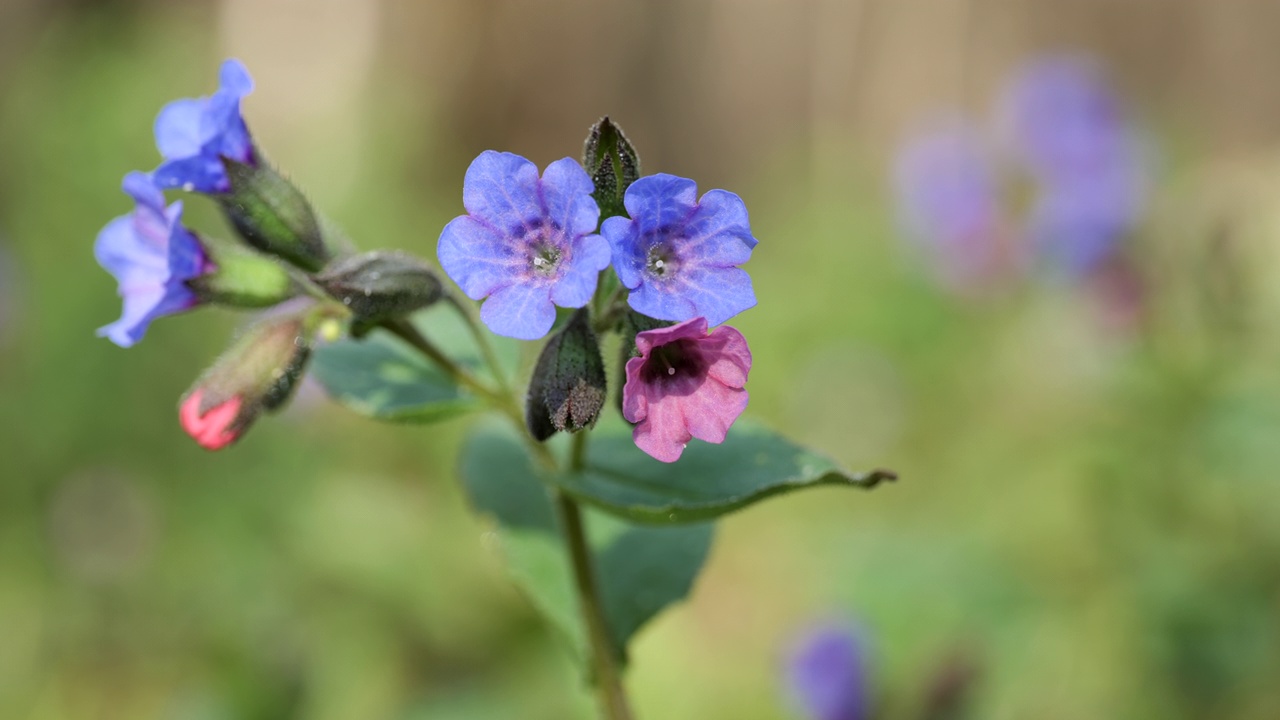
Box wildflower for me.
[601,173,757,326]
[893,122,1016,288]
[1002,55,1147,276]
[786,623,869,720]
[437,151,610,340]
[152,59,256,194]
[621,317,750,463]
[95,172,211,347]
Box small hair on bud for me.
[526,308,607,441]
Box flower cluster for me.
[437,140,760,462]
[894,54,1149,289]
[95,60,761,463]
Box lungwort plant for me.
[94,59,896,719]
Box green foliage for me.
[459,424,714,664]
[554,419,895,523]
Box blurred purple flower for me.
[95,172,211,347]
[152,59,256,194]
[786,622,869,720]
[437,151,610,340]
[893,122,1017,289]
[601,173,758,326]
[1002,55,1148,276]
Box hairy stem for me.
[445,294,514,396]
[557,432,634,720]
[381,318,501,403]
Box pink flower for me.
[179,389,244,450]
[622,317,751,463]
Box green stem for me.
[446,294,514,395]
[381,318,502,403]
[557,432,634,720]
[391,301,633,719]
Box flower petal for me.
[462,151,542,228]
[602,215,645,289]
[437,215,518,300]
[622,174,698,235]
[549,233,610,308]
[678,189,758,265]
[218,58,254,98]
[153,155,229,193]
[154,98,210,158]
[672,265,756,327]
[480,281,556,340]
[680,380,748,445]
[700,324,752,388]
[541,157,599,238]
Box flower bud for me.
[526,308,607,441]
[583,116,640,221]
[185,243,297,308]
[314,250,444,323]
[219,158,329,272]
[179,310,314,450]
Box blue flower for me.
[786,623,869,720]
[601,174,757,326]
[95,172,210,347]
[1001,55,1131,181]
[893,121,1016,288]
[1001,55,1147,276]
[437,151,610,340]
[151,59,256,194]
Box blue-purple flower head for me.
[601,174,757,327]
[893,122,1016,288]
[95,172,210,347]
[1002,54,1148,277]
[786,622,869,720]
[152,59,256,194]
[437,151,611,340]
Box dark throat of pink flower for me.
[640,339,705,386]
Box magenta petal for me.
[621,316,753,463]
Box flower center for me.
[641,339,704,384]
[645,243,680,279]
[522,219,565,277]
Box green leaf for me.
[555,419,897,524]
[310,332,479,423]
[459,425,713,664]
[311,304,518,424]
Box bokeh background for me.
[6,1,1280,718]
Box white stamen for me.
[654,259,665,269]
[182,182,195,192]
[667,367,675,376]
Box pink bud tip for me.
[179,390,243,450]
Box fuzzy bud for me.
[314,250,444,323]
[179,309,314,450]
[583,116,640,221]
[219,158,329,272]
[526,308,607,441]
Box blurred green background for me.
[5,1,1280,718]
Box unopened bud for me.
[583,116,640,221]
[179,309,314,450]
[186,242,297,308]
[526,308,606,441]
[219,158,329,272]
[314,251,443,323]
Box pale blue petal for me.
[678,189,757,265]
[462,151,542,228]
[480,282,556,340]
[550,233,610,308]
[622,174,698,235]
[541,157,599,238]
[626,280,697,323]
[219,58,254,97]
[602,216,644,289]
[437,215,519,300]
[154,99,209,158]
[672,266,756,327]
